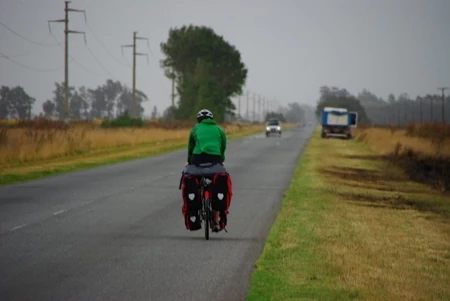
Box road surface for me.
[0,125,313,301]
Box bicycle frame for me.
[200,176,213,240]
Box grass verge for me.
[246,127,450,301]
[0,126,263,186]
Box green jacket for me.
[187,119,227,163]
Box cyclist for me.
[186,109,227,232]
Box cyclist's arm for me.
[187,128,196,164]
[219,127,227,163]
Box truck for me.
[320,107,358,139]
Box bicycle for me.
[199,176,214,240]
[180,162,225,240]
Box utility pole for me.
[262,97,266,121]
[238,94,241,120]
[257,95,261,122]
[246,90,249,122]
[264,97,268,120]
[170,68,176,120]
[252,93,256,122]
[171,69,175,108]
[429,95,434,123]
[48,1,86,123]
[403,100,407,126]
[438,87,449,125]
[265,98,267,120]
[121,31,149,118]
[419,97,423,123]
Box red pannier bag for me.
[181,174,202,230]
[211,172,233,230]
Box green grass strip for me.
[245,131,360,301]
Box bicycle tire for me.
[204,198,210,240]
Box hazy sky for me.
[1,0,449,116]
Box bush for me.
[101,111,144,128]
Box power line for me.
[49,32,104,77]
[0,21,57,46]
[85,45,118,80]
[85,22,131,69]
[145,39,154,57]
[0,50,62,72]
[2,34,54,58]
[49,11,122,81]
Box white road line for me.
[53,209,66,216]
[11,224,27,231]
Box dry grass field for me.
[353,123,450,157]
[0,124,257,164]
[353,123,450,192]
[0,119,289,184]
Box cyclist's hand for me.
[185,161,189,167]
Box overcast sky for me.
[1,0,449,116]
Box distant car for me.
[265,119,282,137]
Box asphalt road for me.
[0,125,314,301]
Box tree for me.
[298,104,317,124]
[51,82,75,119]
[4,86,35,119]
[151,105,158,119]
[162,106,176,120]
[43,84,88,120]
[284,102,305,123]
[388,93,396,104]
[357,89,387,125]
[160,24,248,122]
[42,100,55,118]
[102,79,123,118]
[265,111,286,122]
[77,86,90,119]
[116,86,148,118]
[0,86,11,119]
[315,85,370,124]
[69,90,84,119]
[89,86,107,119]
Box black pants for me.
[190,153,222,165]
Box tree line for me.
[0,79,149,120]
[316,86,450,126]
[267,102,315,124]
[1,24,249,122]
[1,23,312,123]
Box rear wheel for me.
[204,199,210,240]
